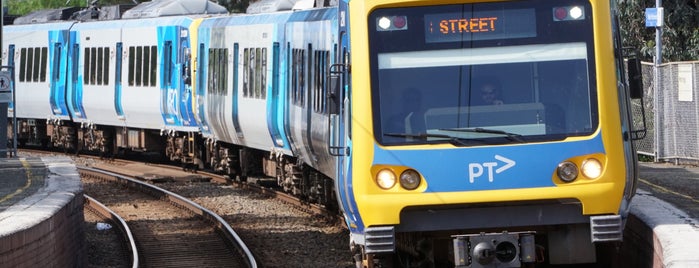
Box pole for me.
[655,0,662,67]
[653,0,663,161]
[0,0,7,158]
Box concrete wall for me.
[0,157,85,267]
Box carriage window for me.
[243,48,250,97]
[135,47,143,86]
[242,47,267,99]
[39,47,47,82]
[128,47,135,86]
[33,47,42,82]
[103,48,110,85]
[208,48,228,95]
[164,41,172,87]
[259,47,267,98]
[53,44,62,81]
[312,50,330,113]
[19,48,27,82]
[127,45,157,87]
[149,46,157,86]
[18,47,48,83]
[290,48,306,106]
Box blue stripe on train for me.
[373,134,605,192]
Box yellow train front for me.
[335,0,644,266]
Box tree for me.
[213,0,250,13]
[5,0,254,16]
[618,0,699,61]
[5,0,137,16]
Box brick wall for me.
[0,194,85,267]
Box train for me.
[2,0,647,267]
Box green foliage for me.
[5,0,251,16]
[6,0,136,16]
[7,0,79,15]
[638,154,655,162]
[618,0,699,61]
[217,0,251,13]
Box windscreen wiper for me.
[383,132,474,146]
[438,127,525,143]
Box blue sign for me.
[645,8,664,28]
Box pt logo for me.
[468,155,516,183]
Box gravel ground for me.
[84,209,131,268]
[21,151,355,267]
[157,181,354,268]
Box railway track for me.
[94,157,344,224]
[81,166,256,268]
[20,149,352,267]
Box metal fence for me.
[633,61,699,164]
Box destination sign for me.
[435,17,498,34]
[424,8,537,43]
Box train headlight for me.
[399,169,420,190]
[377,16,408,31]
[581,158,602,179]
[557,161,578,182]
[378,17,392,30]
[376,169,397,189]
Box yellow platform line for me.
[640,178,699,204]
[0,159,34,203]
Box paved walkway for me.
[632,162,699,268]
[638,162,699,220]
[0,157,47,212]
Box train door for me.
[49,43,64,115]
[196,43,209,134]
[304,44,316,156]
[283,42,297,151]
[114,42,124,118]
[48,30,71,118]
[267,42,285,147]
[179,43,196,127]
[160,39,179,125]
[207,44,231,142]
[286,41,313,164]
[232,43,242,138]
[68,42,86,119]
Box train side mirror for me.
[627,57,643,99]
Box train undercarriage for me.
[9,118,337,210]
[354,225,615,268]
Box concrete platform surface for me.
[0,156,85,267]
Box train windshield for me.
[369,0,598,146]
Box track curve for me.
[80,166,257,268]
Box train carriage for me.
[197,13,292,152]
[284,8,339,184]
[2,21,76,145]
[3,0,647,266]
[194,6,341,195]
[195,12,294,176]
[337,0,645,266]
[69,16,196,131]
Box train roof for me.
[245,0,337,14]
[12,7,81,25]
[121,0,228,19]
[11,0,227,24]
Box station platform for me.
[626,162,699,267]
[0,157,85,267]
